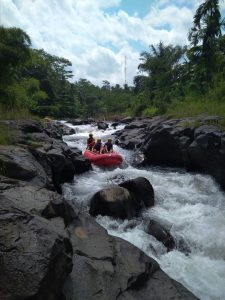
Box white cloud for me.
[0,0,205,86]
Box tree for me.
[0,26,32,108]
[188,0,224,86]
[22,49,75,117]
[0,26,31,81]
[135,42,186,113]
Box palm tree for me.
[188,0,224,85]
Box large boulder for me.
[44,121,76,139]
[90,178,155,219]
[65,147,92,174]
[0,145,47,187]
[115,116,225,190]
[89,186,138,219]
[15,119,43,133]
[144,220,175,252]
[97,121,108,130]
[143,125,185,167]
[0,194,73,300]
[30,139,91,193]
[0,178,76,226]
[116,128,146,149]
[124,120,150,130]
[47,148,76,193]
[119,177,154,208]
[62,212,197,300]
[187,125,225,189]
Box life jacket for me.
[104,142,113,151]
[87,137,95,148]
[94,142,102,152]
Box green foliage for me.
[0,26,31,82]
[0,123,14,145]
[0,26,32,110]
[0,104,35,120]
[1,0,225,123]
[142,106,158,117]
[188,0,224,86]
[133,42,187,115]
[166,97,225,119]
[131,0,225,119]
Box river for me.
[62,122,225,300]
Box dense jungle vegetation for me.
[0,0,225,121]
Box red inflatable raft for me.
[84,150,123,167]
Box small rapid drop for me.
[63,122,225,300]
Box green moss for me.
[0,124,14,145]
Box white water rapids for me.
[62,122,225,300]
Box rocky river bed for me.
[0,117,224,299]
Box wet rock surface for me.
[119,177,154,208]
[89,186,137,219]
[0,119,91,193]
[97,121,109,130]
[0,193,73,300]
[0,119,198,300]
[115,116,225,190]
[0,145,47,186]
[144,220,175,252]
[62,212,197,300]
[89,177,154,219]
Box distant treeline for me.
[0,0,225,119]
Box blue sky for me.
[108,0,154,18]
[1,0,225,86]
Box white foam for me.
[62,122,225,300]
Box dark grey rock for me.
[116,128,146,150]
[16,119,43,133]
[0,195,73,300]
[115,116,225,190]
[111,122,119,128]
[97,121,108,130]
[62,213,197,300]
[44,121,76,139]
[119,177,154,208]
[125,120,150,129]
[0,145,47,187]
[144,220,175,252]
[120,117,135,124]
[0,182,77,226]
[90,177,154,219]
[89,186,138,219]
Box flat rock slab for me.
[0,145,47,186]
[63,213,197,300]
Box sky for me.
[1,0,225,86]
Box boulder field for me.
[115,116,225,191]
[89,177,154,219]
[0,119,198,299]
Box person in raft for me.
[87,133,95,150]
[93,138,103,153]
[103,138,113,153]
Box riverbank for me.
[114,115,225,191]
[0,119,198,299]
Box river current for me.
[62,122,225,300]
